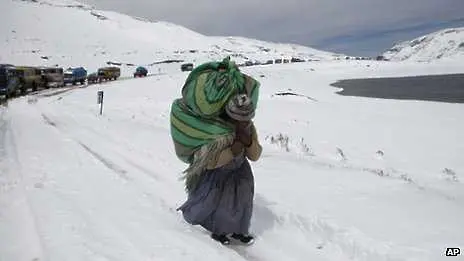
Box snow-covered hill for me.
[383,27,464,62]
[0,0,339,75]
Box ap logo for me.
[446,248,461,257]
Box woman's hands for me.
[235,121,252,147]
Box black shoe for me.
[231,233,254,244]
[211,233,230,245]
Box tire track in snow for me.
[77,141,131,181]
[41,113,57,127]
[41,111,168,183]
[71,123,169,182]
[0,108,10,191]
[36,113,178,260]
[68,123,167,183]
[36,110,178,260]
[1,109,48,261]
[40,112,182,217]
[121,157,161,181]
[0,107,7,157]
[41,113,131,181]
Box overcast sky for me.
[81,0,464,56]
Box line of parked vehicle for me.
[3,57,293,102]
[0,64,152,100]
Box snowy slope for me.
[1,59,464,261]
[383,27,464,62]
[0,0,339,76]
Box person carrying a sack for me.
[170,57,262,245]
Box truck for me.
[133,66,148,77]
[87,72,99,84]
[64,67,87,85]
[97,66,120,81]
[180,63,194,72]
[15,66,45,93]
[0,65,21,99]
[40,67,64,88]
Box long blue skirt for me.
[177,155,254,235]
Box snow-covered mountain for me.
[383,27,464,62]
[0,0,340,75]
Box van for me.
[64,67,87,85]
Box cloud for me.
[82,0,464,55]
[314,18,464,56]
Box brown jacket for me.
[206,124,262,169]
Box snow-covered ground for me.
[1,59,463,261]
[383,27,464,62]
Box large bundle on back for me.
[170,57,260,191]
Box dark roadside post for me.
[97,90,104,115]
